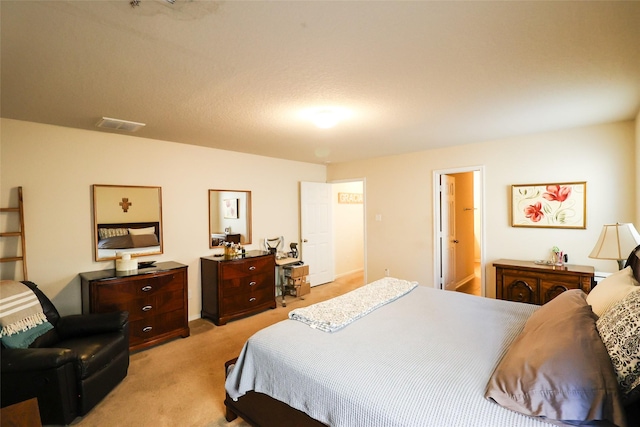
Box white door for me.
[300,182,334,286]
[441,175,457,290]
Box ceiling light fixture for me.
[301,107,352,129]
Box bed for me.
[224,260,640,427]
[96,221,161,259]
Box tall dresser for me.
[201,251,276,325]
[80,261,189,351]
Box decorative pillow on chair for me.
[597,288,640,405]
[586,266,639,317]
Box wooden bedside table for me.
[494,259,594,305]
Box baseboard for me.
[334,268,364,279]
[454,273,476,290]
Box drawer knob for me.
[141,285,153,292]
[142,326,153,333]
[249,266,256,271]
[249,281,257,286]
[249,297,256,302]
[142,305,153,312]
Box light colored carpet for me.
[67,272,364,427]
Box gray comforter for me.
[226,285,551,427]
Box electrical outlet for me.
[188,289,192,299]
[384,268,390,277]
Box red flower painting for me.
[512,182,585,228]
[543,185,572,202]
[524,202,544,222]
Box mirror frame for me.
[209,189,252,248]
[93,184,163,261]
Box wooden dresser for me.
[494,259,594,305]
[80,261,189,351]
[201,251,276,325]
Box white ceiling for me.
[2,1,639,165]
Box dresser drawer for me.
[220,272,273,296]
[96,287,186,321]
[221,286,274,313]
[94,272,183,303]
[129,309,186,346]
[219,256,274,279]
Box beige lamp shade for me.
[589,223,640,269]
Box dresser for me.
[80,262,189,351]
[494,259,594,305]
[201,251,276,325]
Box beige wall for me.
[0,118,326,318]
[328,120,637,297]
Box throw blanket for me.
[288,277,418,332]
[0,280,48,337]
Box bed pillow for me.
[98,227,128,239]
[587,266,639,317]
[128,226,155,236]
[596,288,640,405]
[485,289,625,427]
[626,244,640,284]
[130,234,159,248]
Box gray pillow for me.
[597,288,640,405]
[485,290,625,427]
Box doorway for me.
[433,167,484,296]
[300,180,366,287]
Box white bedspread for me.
[226,285,551,427]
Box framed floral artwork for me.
[511,182,586,229]
[223,198,239,219]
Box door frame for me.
[433,166,486,295]
[329,178,367,285]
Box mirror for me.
[93,185,163,261]
[209,190,252,248]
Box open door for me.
[441,175,457,290]
[300,182,334,286]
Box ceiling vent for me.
[96,117,146,132]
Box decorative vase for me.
[224,246,235,259]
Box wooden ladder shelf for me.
[1,186,28,280]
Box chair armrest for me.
[1,348,76,372]
[57,311,129,340]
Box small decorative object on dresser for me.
[201,250,276,325]
[80,261,189,351]
[494,259,594,305]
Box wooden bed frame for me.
[224,358,640,427]
[224,358,326,427]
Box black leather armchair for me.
[1,281,130,425]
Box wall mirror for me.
[93,185,163,261]
[209,189,252,248]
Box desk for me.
[276,257,301,307]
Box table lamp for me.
[589,223,640,270]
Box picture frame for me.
[223,198,239,219]
[511,182,586,229]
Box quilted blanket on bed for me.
[288,277,417,332]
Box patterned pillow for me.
[626,244,640,283]
[596,288,640,404]
[98,227,128,240]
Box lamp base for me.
[618,259,626,270]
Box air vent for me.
[96,117,146,132]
